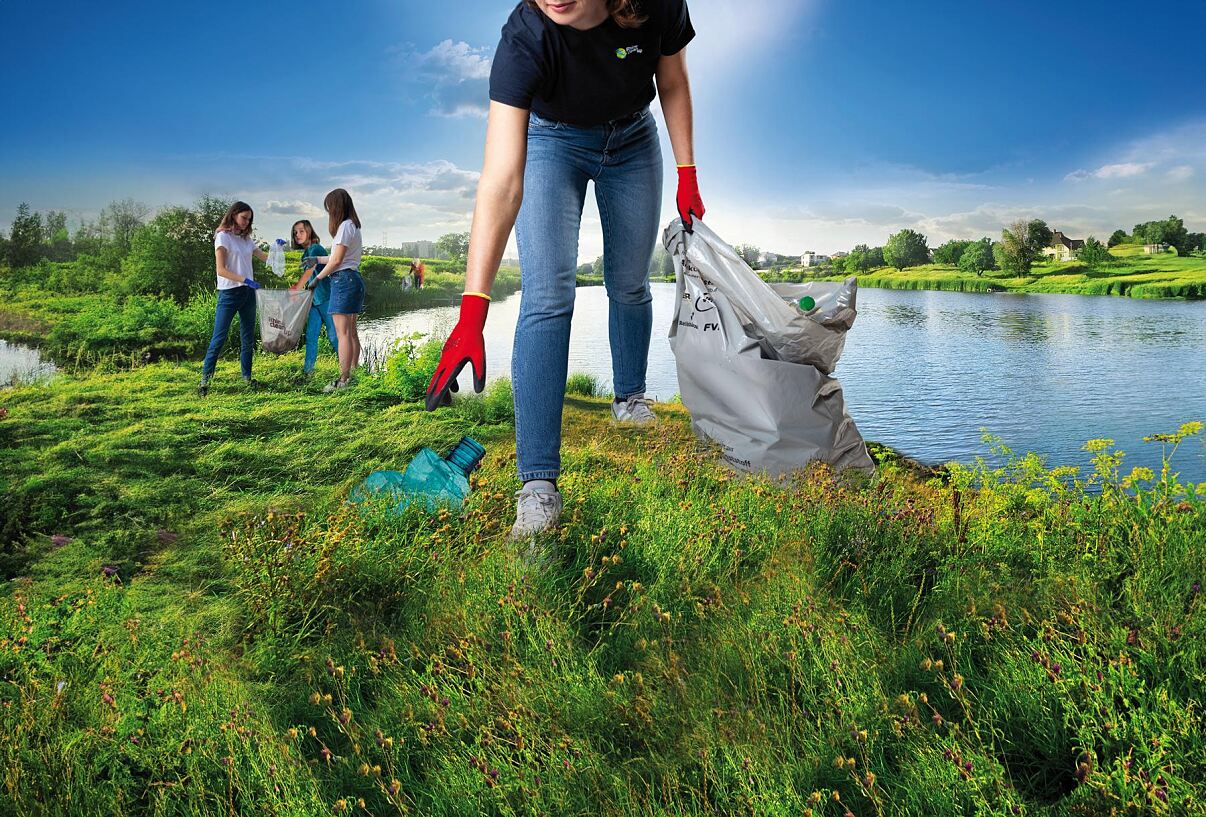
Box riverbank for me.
[784,246,1206,299]
[0,260,520,367]
[1,356,1201,815]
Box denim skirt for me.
[327,268,365,314]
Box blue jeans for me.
[513,107,662,482]
[304,302,339,373]
[201,286,256,380]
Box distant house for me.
[831,251,848,259]
[802,251,831,267]
[760,251,802,267]
[1143,243,1169,254]
[1043,231,1085,262]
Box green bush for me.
[379,333,443,401]
[118,196,230,304]
[566,372,601,397]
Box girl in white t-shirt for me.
[302,188,365,392]
[200,201,270,395]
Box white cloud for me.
[1065,161,1153,182]
[1167,164,1194,182]
[389,39,493,118]
[261,199,325,218]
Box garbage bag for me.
[256,289,312,354]
[664,218,874,476]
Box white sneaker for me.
[611,394,657,425]
[509,483,564,540]
[323,378,351,393]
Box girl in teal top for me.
[290,219,339,375]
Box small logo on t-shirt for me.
[615,45,643,59]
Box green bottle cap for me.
[798,296,816,311]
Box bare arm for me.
[464,102,530,296]
[655,50,695,165]
[252,247,269,262]
[311,245,347,281]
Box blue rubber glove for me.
[243,277,261,290]
[304,275,319,291]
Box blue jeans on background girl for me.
[513,106,663,482]
[304,303,338,373]
[201,286,256,381]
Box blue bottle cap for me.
[446,436,486,476]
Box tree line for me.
[818,214,1204,278]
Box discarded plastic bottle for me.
[350,436,486,514]
[267,238,287,277]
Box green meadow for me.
[1,346,1202,815]
[807,246,1206,299]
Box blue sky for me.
[2,0,1204,258]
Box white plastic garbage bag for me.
[256,289,312,354]
[664,218,874,476]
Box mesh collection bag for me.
[664,218,874,477]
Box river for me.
[358,285,1206,483]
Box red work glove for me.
[425,292,489,411]
[676,164,705,230]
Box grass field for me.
[1,352,1202,815]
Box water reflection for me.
[878,304,928,329]
[0,340,54,386]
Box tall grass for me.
[0,357,1201,815]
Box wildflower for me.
[388,779,401,796]
[320,747,332,763]
[51,534,72,547]
[309,692,322,706]
[287,728,299,740]
[920,658,933,671]
[809,791,823,805]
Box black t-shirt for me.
[489,0,694,126]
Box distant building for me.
[760,251,802,267]
[1043,231,1085,262]
[802,251,831,267]
[1143,243,1169,254]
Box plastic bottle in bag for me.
[267,238,287,277]
[350,437,486,514]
